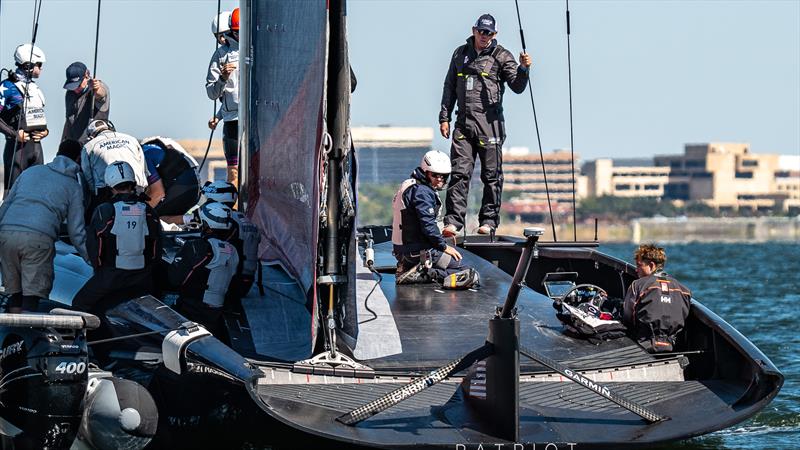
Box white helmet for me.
[211,11,232,36]
[199,202,233,230]
[201,180,238,206]
[14,43,46,65]
[105,161,136,188]
[86,119,114,139]
[420,150,451,175]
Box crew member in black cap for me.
[439,14,532,236]
[61,61,110,145]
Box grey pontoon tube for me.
[0,309,100,330]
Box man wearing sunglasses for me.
[1,43,49,195]
[439,13,532,237]
[392,150,478,288]
[61,61,110,145]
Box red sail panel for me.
[242,1,328,318]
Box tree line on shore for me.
[356,184,798,226]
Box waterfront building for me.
[353,127,433,185]
[502,148,586,222]
[181,126,434,186]
[582,158,669,198]
[583,142,799,212]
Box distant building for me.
[504,149,585,201]
[583,158,670,198]
[583,142,800,212]
[502,149,586,221]
[655,142,788,211]
[354,127,433,185]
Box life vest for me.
[140,136,199,183]
[391,176,443,253]
[202,238,238,308]
[231,211,260,277]
[108,201,148,270]
[14,80,46,131]
[453,44,504,110]
[391,178,417,248]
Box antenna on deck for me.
[513,0,558,241]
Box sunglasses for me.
[476,29,496,37]
[429,173,448,180]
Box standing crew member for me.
[73,161,161,313]
[140,136,200,217]
[206,7,240,185]
[439,14,532,236]
[0,44,49,195]
[81,119,148,211]
[61,61,110,145]
[392,150,478,288]
[200,180,261,299]
[623,244,692,352]
[0,140,90,313]
[168,202,239,339]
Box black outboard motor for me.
[0,310,99,450]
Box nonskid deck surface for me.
[252,378,749,446]
[228,241,661,371]
[356,242,664,372]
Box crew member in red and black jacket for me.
[73,161,161,313]
[623,244,692,350]
[168,202,239,341]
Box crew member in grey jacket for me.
[439,14,532,236]
[61,61,110,145]
[206,7,240,186]
[0,140,90,312]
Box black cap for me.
[474,14,497,33]
[63,61,88,90]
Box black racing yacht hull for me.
[239,233,782,449]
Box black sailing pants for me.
[444,128,504,230]
[72,266,154,313]
[3,138,43,196]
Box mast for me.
[318,0,354,357]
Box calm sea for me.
[601,242,800,449]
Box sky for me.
[1,0,798,161]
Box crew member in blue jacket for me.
[391,150,477,288]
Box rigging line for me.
[357,264,381,325]
[566,0,577,241]
[9,0,44,190]
[513,0,558,241]
[90,0,101,114]
[199,0,223,172]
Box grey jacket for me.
[61,80,110,145]
[0,155,90,262]
[439,37,528,137]
[205,38,239,122]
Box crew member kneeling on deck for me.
[623,244,692,352]
[140,136,200,218]
[168,203,239,339]
[73,161,161,314]
[199,181,261,300]
[392,150,479,289]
